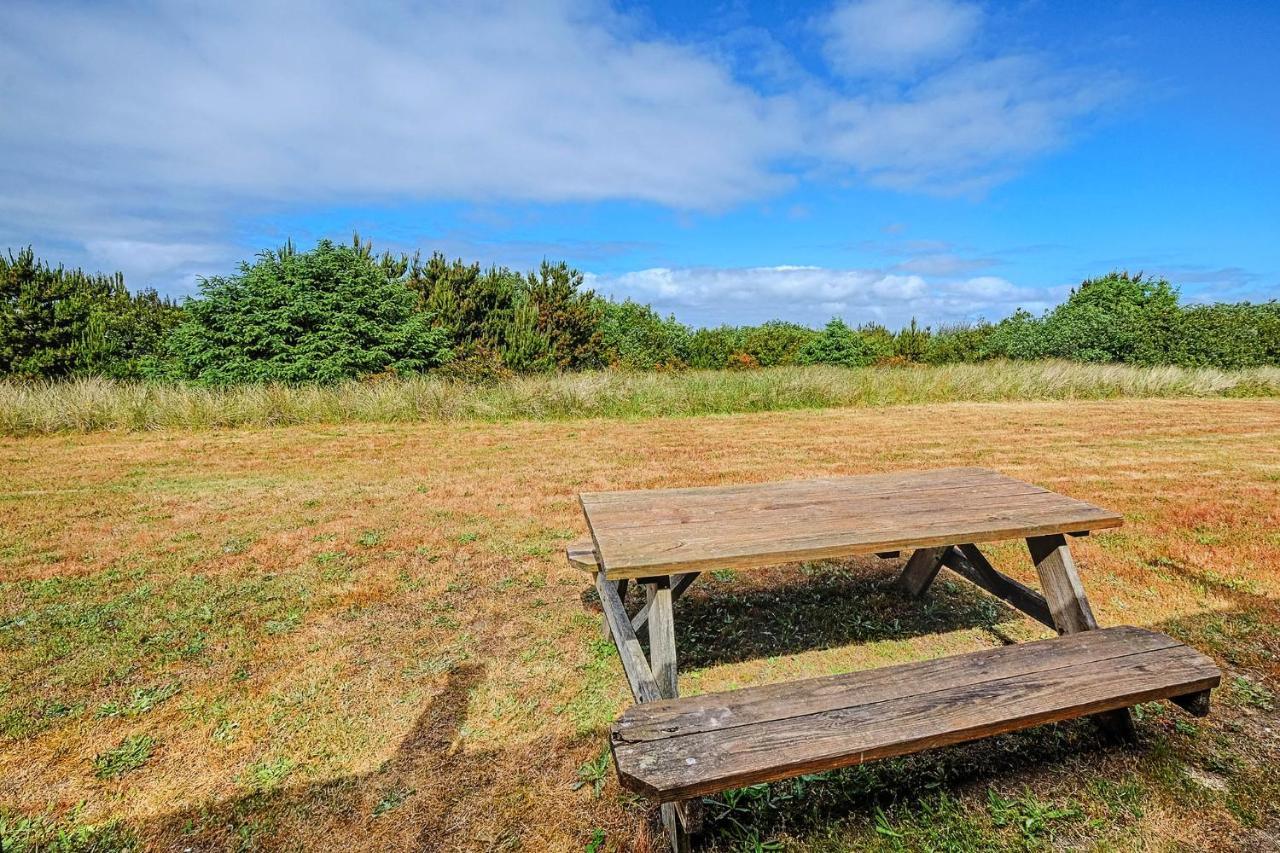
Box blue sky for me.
[2,0,1277,328]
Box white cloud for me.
[817,56,1123,194]
[822,0,982,77]
[589,264,1052,328]
[84,240,232,284]
[0,0,1125,294]
[1,0,796,237]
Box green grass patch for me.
[92,734,155,779]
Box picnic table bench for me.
[568,467,1220,851]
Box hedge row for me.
[3,237,1277,384]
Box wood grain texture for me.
[896,547,947,597]
[632,572,700,634]
[595,572,662,704]
[580,468,1122,580]
[566,539,600,572]
[610,627,1219,802]
[647,578,678,700]
[1027,533,1098,634]
[940,544,1055,628]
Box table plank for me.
[610,627,1219,801]
[581,467,1121,579]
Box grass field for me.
[3,362,1279,436]
[2,398,1278,851]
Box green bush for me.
[741,321,817,367]
[925,322,993,364]
[983,271,1277,369]
[6,242,1279,384]
[797,318,876,367]
[687,326,746,369]
[1,248,180,379]
[993,271,1177,363]
[412,253,601,372]
[893,318,931,362]
[157,237,450,384]
[599,300,690,369]
[857,323,897,361]
[1160,302,1280,368]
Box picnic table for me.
[568,467,1220,852]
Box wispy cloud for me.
[821,0,982,78]
[589,264,1055,328]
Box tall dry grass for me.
[2,361,1277,436]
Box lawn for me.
[1,398,1278,851]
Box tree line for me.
[2,236,1277,384]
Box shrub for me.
[598,299,690,369]
[925,322,994,364]
[1160,302,1280,368]
[797,318,876,367]
[983,271,1278,369]
[893,318,931,362]
[994,271,1177,363]
[857,323,897,361]
[0,248,180,379]
[433,342,514,384]
[984,309,1050,361]
[741,321,817,367]
[412,254,601,372]
[687,326,746,369]
[157,237,450,384]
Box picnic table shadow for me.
[135,557,1270,850]
[583,555,1033,669]
[145,663,518,851]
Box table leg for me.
[601,578,629,641]
[895,546,948,597]
[645,577,692,852]
[1026,534,1136,742]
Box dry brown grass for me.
[1,398,1278,851]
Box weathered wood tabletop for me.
[580,466,1122,580]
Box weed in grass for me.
[583,828,606,853]
[1086,778,1145,821]
[357,530,382,547]
[401,653,465,679]
[571,750,611,799]
[870,793,996,851]
[371,786,415,818]
[0,805,141,852]
[0,698,82,739]
[1229,675,1275,710]
[96,681,181,719]
[987,787,1082,845]
[221,536,252,555]
[92,734,155,779]
[264,612,302,635]
[561,638,624,736]
[211,719,239,745]
[242,757,295,790]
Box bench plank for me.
[581,468,1121,580]
[611,627,1218,801]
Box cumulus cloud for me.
[0,0,1125,298]
[589,264,1053,328]
[821,0,982,77]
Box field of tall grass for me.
[2,361,1278,435]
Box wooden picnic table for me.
[568,467,1219,852]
